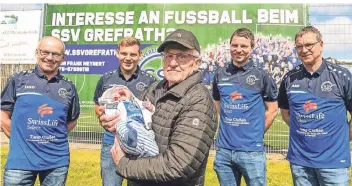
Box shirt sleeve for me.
[343,70,352,112]
[67,84,80,121]
[278,76,289,109]
[1,75,17,111]
[201,71,209,85]
[212,72,220,101]
[93,76,104,105]
[262,72,278,102]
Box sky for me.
[309,4,352,60]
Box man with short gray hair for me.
[100,29,217,186]
[279,25,352,185]
[1,36,80,186]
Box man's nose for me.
[169,55,179,66]
[45,53,54,60]
[169,58,179,66]
[301,46,309,53]
[125,55,132,60]
[233,47,242,52]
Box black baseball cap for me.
[157,29,200,54]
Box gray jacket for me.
[116,71,217,186]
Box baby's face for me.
[112,87,132,101]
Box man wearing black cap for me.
[101,29,217,186]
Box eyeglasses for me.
[161,52,199,65]
[295,41,320,51]
[37,49,64,59]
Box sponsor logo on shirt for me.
[230,91,242,101]
[292,84,300,88]
[37,104,53,117]
[303,100,317,113]
[26,104,58,130]
[296,100,325,123]
[224,103,249,110]
[224,117,249,126]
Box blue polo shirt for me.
[202,71,215,86]
[1,66,80,171]
[93,66,156,145]
[213,60,278,151]
[278,59,352,168]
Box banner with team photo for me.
[44,4,307,109]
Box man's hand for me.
[142,100,153,112]
[94,105,105,119]
[100,113,120,133]
[111,136,125,166]
[95,104,120,133]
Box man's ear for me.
[138,51,143,60]
[194,58,201,66]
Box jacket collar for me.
[161,71,202,98]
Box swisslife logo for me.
[230,91,242,102]
[27,104,58,127]
[296,100,325,122]
[303,100,317,113]
[37,104,53,117]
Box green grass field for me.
[1,114,352,185]
[1,145,294,186]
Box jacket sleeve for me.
[116,85,217,182]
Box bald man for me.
[1,36,80,186]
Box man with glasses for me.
[1,36,80,185]
[278,26,352,185]
[212,28,278,186]
[93,36,156,186]
[101,29,217,186]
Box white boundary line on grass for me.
[78,74,86,94]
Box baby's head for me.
[112,86,132,102]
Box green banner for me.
[44,4,307,111]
